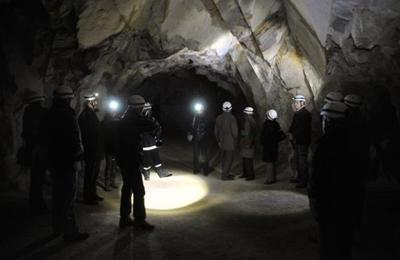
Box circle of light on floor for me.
[144,174,209,210]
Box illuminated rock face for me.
[0,0,400,187]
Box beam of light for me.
[144,174,209,210]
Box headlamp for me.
[108,100,120,111]
[194,103,204,113]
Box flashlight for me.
[94,92,99,97]
[108,100,120,111]
[194,103,204,113]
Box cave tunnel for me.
[1,0,400,259]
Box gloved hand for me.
[187,132,193,142]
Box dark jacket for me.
[102,113,119,156]
[215,112,238,151]
[141,116,162,149]
[192,114,209,142]
[309,122,364,223]
[78,106,104,161]
[116,109,156,169]
[20,102,48,166]
[46,101,83,171]
[289,107,312,145]
[239,115,257,158]
[261,119,286,162]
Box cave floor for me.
[1,136,400,260]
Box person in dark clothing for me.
[115,95,156,230]
[215,101,238,180]
[78,94,104,204]
[141,102,172,180]
[289,95,312,188]
[21,92,48,213]
[261,109,286,184]
[309,101,363,260]
[189,102,213,176]
[45,86,88,242]
[239,107,257,180]
[102,110,119,191]
[344,94,370,229]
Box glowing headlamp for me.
[194,103,204,113]
[108,100,120,111]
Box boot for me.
[119,217,135,228]
[156,168,172,178]
[133,220,155,231]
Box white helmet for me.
[53,86,74,99]
[344,94,362,108]
[222,101,232,112]
[292,95,306,102]
[84,93,97,101]
[266,109,278,120]
[243,107,254,115]
[320,102,347,119]
[324,91,344,103]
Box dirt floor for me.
[1,137,399,259]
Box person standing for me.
[116,95,156,230]
[102,110,119,191]
[140,102,172,180]
[78,94,104,205]
[289,95,312,188]
[309,101,362,260]
[215,101,238,181]
[21,92,48,213]
[46,86,88,241]
[190,103,213,176]
[239,107,257,180]
[261,109,286,184]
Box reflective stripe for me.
[155,164,162,168]
[143,145,157,151]
[143,167,151,170]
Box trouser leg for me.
[110,158,117,186]
[193,141,200,173]
[105,154,111,187]
[52,170,78,235]
[84,159,94,200]
[131,167,146,220]
[265,162,277,183]
[120,168,133,218]
[200,140,210,171]
[296,145,309,186]
[30,154,46,210]
[244,158,254,179]
[92,160,101,198]
[222,150,234,178]
[241,158,248,178]
[153,149,167,177]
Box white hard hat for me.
[128,95,145,107]
[266,109,278,120]
[243,107,254,115]
[320,102,347,119]
[324,91,344,103]
[293,95,306,102]
[344,94,362,108]
[53,86,74,99]
[222,101,232,111]
[143,102,152,110]
[27,92,45,103]
[84,94,97,101]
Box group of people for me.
[189,96,310,187]
[20,87,168,242]
[19,84,373,257]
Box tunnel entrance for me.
[132,70,247,137]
